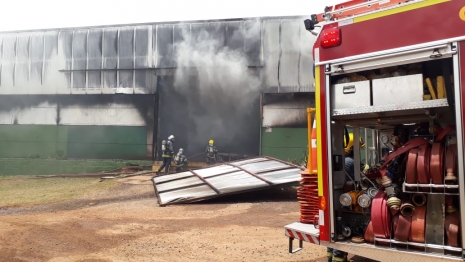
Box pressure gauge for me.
[342,226,352,237]
[380,135,389,144]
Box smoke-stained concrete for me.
[0,95,155,126]
[157,21,263,160]
[0,17,316,161]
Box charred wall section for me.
[157,75,261,161]
[262,93,315,128]
[0,16,316,160]
[0,17,316,94]
[260,93,315,162]
[155,20,264,159]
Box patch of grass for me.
[0,176,118,207]
[0,158,153,176]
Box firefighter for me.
[174,148,188,172]
[157,135,175,174]
[205,139,218,165]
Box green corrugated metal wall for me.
[0,125,148,159]
[260,127,308,163]
[0,125,64,158]
[260,126,374,164]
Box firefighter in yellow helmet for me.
[343,132,370,181]
[205,139,218,165]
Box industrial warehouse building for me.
[0,16,315,162]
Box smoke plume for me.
[171,20,263,157]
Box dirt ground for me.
[0,174,373,262]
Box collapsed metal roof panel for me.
[155,176,203,192]
[206,171,269,192]
[241,161,288,173]
[231,157,270,166]
[152,156,303,206]
[259,168,302,184]
[154,171,194,183]
[158,184,217,205]
[193,165,238,178]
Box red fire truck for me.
[284,0,465,261]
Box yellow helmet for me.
[344,133,365,155]
[209,139,214,145]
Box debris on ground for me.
[152,156,303,206]
[99,167,156,182]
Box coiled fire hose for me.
[371,125,457,242]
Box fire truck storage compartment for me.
[327,54,462,259]
[331,80,371,109]
[330,56,455,115]
[372,74,424,106]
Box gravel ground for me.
[0,174,375,262]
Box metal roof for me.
[151,156,303,206]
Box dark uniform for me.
[205,139,218,165]
[174,148,188,172]
[158,135,175,174]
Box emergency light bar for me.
[320,27,341,49]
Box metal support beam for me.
[255,167,297,175]
[190,169,221,194]
[205,169,245,179]
[352,124,361,182]
[288,237,303,254]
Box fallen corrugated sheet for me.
[151,156,304,206]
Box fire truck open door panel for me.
[320,41,465,261]
[285,0,465,261]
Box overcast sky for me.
[0,0,342,32]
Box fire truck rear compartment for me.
[327,51,463,260]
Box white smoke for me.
[174,21,261,105]
[172,20,262,150]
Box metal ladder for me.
[312,0,419,22]
[352,126,378,182]
[362,128,378,167]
